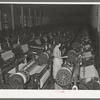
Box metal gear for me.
[56,66,72,87]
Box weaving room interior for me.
[0,4,99,90]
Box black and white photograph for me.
[0,3,99,91]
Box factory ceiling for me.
[0,4,92,17]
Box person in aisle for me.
[53,41,68,80]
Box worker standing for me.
[53,42,67,79]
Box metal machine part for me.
[72,42,82,53]
[8,71,29,89]
[86,79,100,90]
[8,52,50,89]
[13,44,29,59]
[80,65,100,84]
[8,63,46,89]
[8,59,35,88]
[1,50,15,61]
[71,56,81,90]
[67,50,77,65]
[37,52,49,65]
[27,65,51,89]
[56,65,72,87]
[7,51,35,75]
[0,50,15,73]
[21,44,29,53]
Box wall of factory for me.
[97,5,100,69]
[69,15,89,24]
[90,5,98,29]
[0,4,51,31]
[51,14,89,25]
[89,5,99,68]
[50,9,89,25]
[13,5,21,29]
[0,5,12,30]
[0,5,90,30]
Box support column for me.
[46,12,48,24]
[35,9,37,26]
[29,8,32,27]
[40,10,41,25]
[44,11,45,25]
[11,4,14,30]
[0,9,2,31]
[21,6,24,28]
